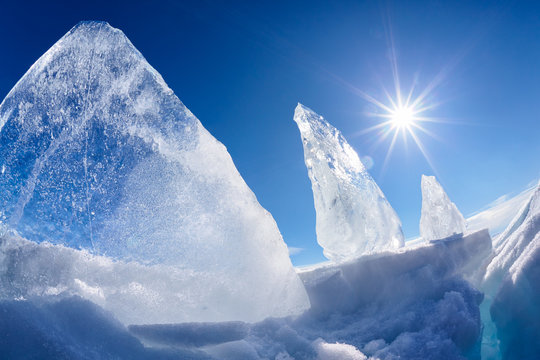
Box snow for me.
[406,185,533,246]
[490,233,540,360]
[288,231,490,360]
[299,229,491,315]
[0,296,210,360]
[0,230,491,359]
[481,182,540,359]
[484,182,540,283]
[0,21,308,323]
[1,234,297,325]
[128,322,249,348]
[420,175,466,242]
[293,104,404,262]
[313,340,367,360]
[466,185,535,236]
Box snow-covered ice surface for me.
[0,234,297,325]
[293,104,404,262]
[128,321,249,348]
[0,296,211,360]
[480,182,540,359]
[300,229,491,314]
[0,230,492,359]
[420,175,466,242]
[127,230,486,359]
[0,21,308,323]
[466,185,535,237]
[285,230,491,360]
[405,184,533,246]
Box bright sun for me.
[348,19,446,175]
[390,106,415,129]
[355,83,440,174]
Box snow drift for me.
[1,234,298,325]
[0,296,209,360]
[300,229,491,315]
[466,185,535,237]
[0,229,492,359]
[482,182,540,359]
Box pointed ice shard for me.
[0,21,309,322]
[419,175,466,241]
[293,104,404,262]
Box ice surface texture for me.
[294,104,404,262]
[420,175,466,241]
[0,297,208,360]
[485,182,540,283]
[300,229,491,315]
[466,185,534,236]
[128,322,249,348]
[484,183,540,359]
[295,230,490,359]
[0,231,491,359]
[0,21,308,323]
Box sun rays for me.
[355,78,442,177]
[349,33,453,178]
[343,8,465,177]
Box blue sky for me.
[1,0,539,265]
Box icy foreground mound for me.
[420,175,466,241]
[1,234,297,325]
[294,104,404,261]
[300,229,491,314]
[294,230,491,359]
[0,21,308,323]
[484,182,540,359]
[0,231,491,359]
[0,297,204,360]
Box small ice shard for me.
[293,104,404,262]
[0,21,309,323]
[419,175,466,241]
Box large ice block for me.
[0,21,309,323]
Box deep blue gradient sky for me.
[1,1,539,265]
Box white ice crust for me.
[0,21,308,324]
[481,182,540,357]
[419,175,466,241]
[485,181,540,283]
[0,229,491,359]
[293,104,404,262]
